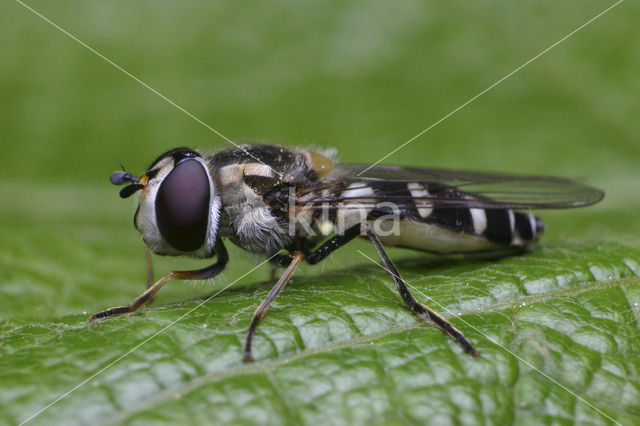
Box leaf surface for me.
[2,230,639,425]
[2,0,639,424]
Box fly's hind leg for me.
[90,240,229,321]
[361,222,478,356]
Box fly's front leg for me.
[145,246,154,289]
[90,240,229,322]
[243,251,304,362]
[143,247,156,305]
[361,222,478,356]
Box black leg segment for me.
[304,224,361,264]
[362,222,478,356]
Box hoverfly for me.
[92,144,604,361]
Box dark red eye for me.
[155,160,210,251]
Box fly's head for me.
[110,147,221,258]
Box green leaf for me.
[2,222,640,425]
[2,0,639,424]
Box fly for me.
[91,144,604,361]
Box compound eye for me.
[156,160,211,251]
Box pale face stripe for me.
[470,208,487,234]
[407,182,433,218]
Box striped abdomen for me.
[375,210,543,254]
[358,180,544,254]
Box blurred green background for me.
[1,0,638,320]
[2,1,640,424]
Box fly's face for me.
[111,148,221,257]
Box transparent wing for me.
[286,164,604,210]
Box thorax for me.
[206,145,332,254]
